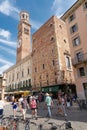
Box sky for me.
[0,0,77,74]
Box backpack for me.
[21,100,27,109]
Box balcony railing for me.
[72,53,87,66]
[6,85,32,92]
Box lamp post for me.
[0,74,6,100]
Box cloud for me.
[0,58,13,74]
[0,28,11,40]
[0,38,16,48]
[30,19,42,30]
[0,64,13,74]
[51,0,61,11]
[51,0,77,18]
[0,58,13,65]
[0,45,16,55]
[0,0,20,19]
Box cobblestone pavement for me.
[2,101,87,130]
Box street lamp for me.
[0,74,6,100]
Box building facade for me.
[3,11,76,98]
[32,16,75,94]
[61,0,87,99]
[4,11,32,95]
[4,56,32,94]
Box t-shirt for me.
[30,99,37,109]
[12,102,17,109]
[21,100,27,109]
[45,96,52,106]
[0,100,5,109]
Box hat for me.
[46,93,49,96]
[30,96,33,99]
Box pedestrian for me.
[0,97,5,117]
[18,95,23,113]
[26,95,30,109]
[45,93,52,118]
[30,96,37,119]
[57,94,67,116]
[61,95,67,116]
[57,94,63,115]
[21,97,28,120]
[12,98,18,118]
[66,96,71,109]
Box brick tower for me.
[16,11,31,63]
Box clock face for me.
[17,39,22,48]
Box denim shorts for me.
[0,109,3,116]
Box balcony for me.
[6,85,32,93]
[72,53,87,67]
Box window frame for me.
[68,13,75,22]
[78,67,85,77]
[24,27,29,34]
[72,36,80,47]
[76,51,83,62]
[70,24,78,34]
[65,55,71,70]
[83,2,87,9]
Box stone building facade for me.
[4,55,32,94]
[61,0,87,99]
[3,11,76,97]
[4,11,32,95]
[32,16,75,93]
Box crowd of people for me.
[0,92,77,120]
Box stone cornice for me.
[61,0,86,21]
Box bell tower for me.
[16,11,31,63]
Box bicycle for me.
[48,119,73,130]
[23,118,30,130]
[16,117,32,130]
[26,119,50,130]
[9,117,19,130]
[0,116,19,130]
[0,116,10,127]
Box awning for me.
[42,86,60,92]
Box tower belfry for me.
[20,11,29,23]
[16,11,31,63]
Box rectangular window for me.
[55,78,57,84]
[43,64,45,69]
[84,2,87,9]
[47,80,49,85]
[52,60,55,66]
[35,67,37,72]
[79,67,85,76]
[29,79,31,86]
[66,56,71,69]
[12,74,14,81]
[24,28,29,34]
[28,68,29,75]
[22,71,24,77]
[70,24,78,34]
[69,14,75,22]
[76,52,83,62]
[73,36,80,46]
[17,73,19,79]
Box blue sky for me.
[0,0,77,74]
